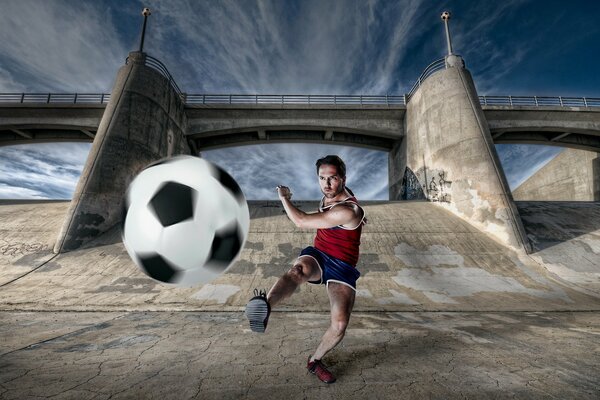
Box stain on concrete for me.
[135,322,170,329]
[192,284,240,304]
[91,277,159,294]
[376,289,419,305]
[34,261,62,272]
[278,243,301,256]
[258,262,288,278]
[392,267,572,304]
[11,250,53,267]
[394,243,465,268]
[357,254,390,272]
[57,335,160,352]
[356,288,373,298]
[226,259,256,274]
[27,322,114,349]
[243,241,264,251]
[125,313,155,321]
[63,212,106,251]
[249,242,304,277]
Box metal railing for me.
[406,58,446,101]
[144,55,184,98]
[125,54,184,98]
[185,94,405,106]
[0,92,598,109]
[479,95,600,108]
[0,93,110,104]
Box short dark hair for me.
[315,155,346,178]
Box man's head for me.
[315,155,346,199]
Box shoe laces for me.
[254,288,267,298]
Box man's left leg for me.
[307,281,355,383]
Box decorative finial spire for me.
[139,8,152,53]
[441,11,453,56]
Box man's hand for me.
[276,185,292,200]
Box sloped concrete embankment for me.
[516,201,600,297]
[0,200,598,312]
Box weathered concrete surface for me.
[1,200,598,312]
[0,311,598,399]
[484,105,600,152]
[513,149,600,201]
[517,201,600,296]
[54,52,191,253]
[186,107,404,151]
[0,104,104,147]
[0,200,68,286]
[394,65,530,253]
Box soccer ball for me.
[121,155,250,287]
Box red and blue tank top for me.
[313,195,366,266]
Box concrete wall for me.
[393,60,530,252]
[54,52,191,253]
[513,149,600,201]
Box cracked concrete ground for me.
[1,311,599,399]
[1,200,599,398]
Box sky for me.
[0,0,598,200]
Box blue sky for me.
[0,0,598,200]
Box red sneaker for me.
[307,356,336,384]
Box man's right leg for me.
[246,256,321,332]
[267,256,322,307]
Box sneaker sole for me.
[245,298,269,333]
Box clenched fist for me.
[276,185,292,200]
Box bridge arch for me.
[188,126,398,151]
[484,106,600,152]
[0,125,97,147]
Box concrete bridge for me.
[1,52,598,256]
[1,95,599,152]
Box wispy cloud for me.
[143,0,427,94]
[0,143,91,199]
[0,0,131,92]
[202,143,388,200]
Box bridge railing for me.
[184,94,406,106]
[1,92,599,108]
[0,93,110,104]
[124,54,184,99]
[479,95,600,107]
[406,58,446,101]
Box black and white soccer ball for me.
[121,155,250,287]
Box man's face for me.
[318,164,345,199]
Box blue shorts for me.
[298,246,361,291]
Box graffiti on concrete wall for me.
[1,241,47,256]
[428,170,452,203]
[403,167,452,203]
[401,167,426,200]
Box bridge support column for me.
[513,149,600,201]
[54,52,191,253]
[392,57,531,252]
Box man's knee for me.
[286,263,307,284]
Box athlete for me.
[245,155,366,384]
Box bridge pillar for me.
[54,52,191,253]
[513,149,600,201]
[392,56,531,252]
